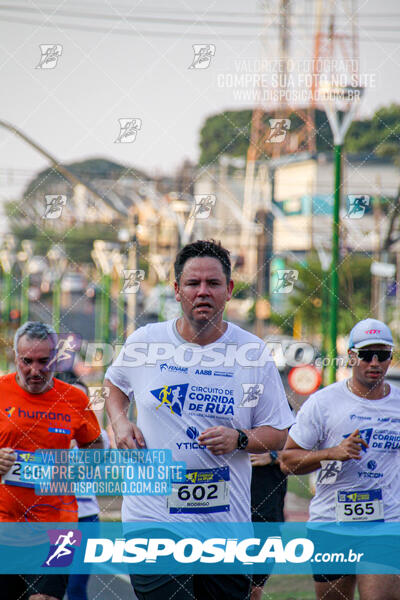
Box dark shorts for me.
[250,464,287,588]
[0,574,69,599]
[130,573,252,600]
[251,573,270,588]
[313,573,345,583]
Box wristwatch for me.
[269,450,279,465]
[236,429,249,450]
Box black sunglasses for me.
[353,349,393,363]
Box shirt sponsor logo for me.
[344,428,400,451]
[9,407,71,422]
[151,384,189,417]
[5,407,15,418]
[350,414,372,421]
[357,471,383,479]
[371,429,400,450]
[188,386,235,417]
[213,371,233,378]
[175,427,206,451]
[48,427,71,435]
[159,363,188,374]
[343,428,372,452]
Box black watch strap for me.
[236,429,249,450]
[269,450,278,465]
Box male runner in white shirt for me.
[105,239,293,600]
[282,318,400,600]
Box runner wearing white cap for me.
[282,319,400,600]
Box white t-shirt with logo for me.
[105,319,293,523]
[289,380,400,522]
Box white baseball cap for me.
[348,318,394,349]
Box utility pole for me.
[126,214,140,336]
[322,92,363,383]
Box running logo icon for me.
[43,195,67,219]
[346,195,370,219]
[267,119,291,143]
[43,529,82,567]
[317,460,342,484]
[121,270,145,293]
[115,118,142,143]
[36,44,63,69]
[272,270,298,293]
[240,384,264,407]
[87,386,110,410]
[190,195,216,220]
[151,384,189,417]
[188,44,216,69]
[47,334,82,372]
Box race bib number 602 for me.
[167,467,230,514]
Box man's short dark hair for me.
[174,240,231,284]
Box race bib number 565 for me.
[336,489,384,522]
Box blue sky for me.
[1,0,400,197]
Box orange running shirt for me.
[0,373,101,522]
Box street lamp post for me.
[91,241,114,345]
[314,238,332,382]
[0,235,17,371]
[321,84,364,383]
[149,253,173,322]
[126,214,140,336]
[0,235,17,324]
[47,246,68,332]
[17,240,34,324]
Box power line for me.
[0,15,265,38]
[2,4,400,31]
[7,2,400,19]
[1,12,400,42]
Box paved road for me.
[63,573,136,599]
[87,573,137,599]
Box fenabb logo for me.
[84,536,314,564]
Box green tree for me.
[345,104,400,163]
[198,104,400,166]
[199,110,253,166]
[5,223,119,265]
[198,109,335,166]
[270,252,372,336]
